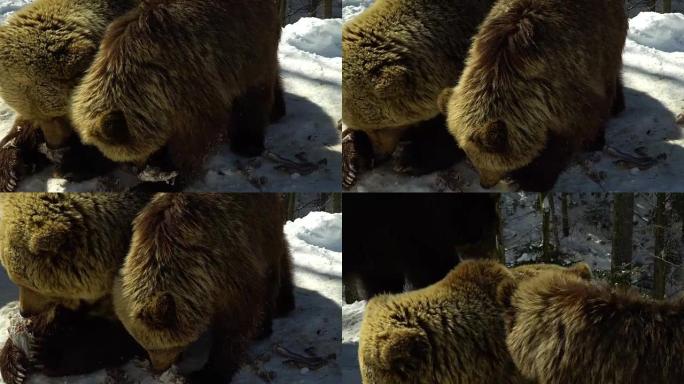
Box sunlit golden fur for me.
[444,0,627,188]
[0,0,136,147]
[112,193,294,380]
[70,0,282,176]
[358,260,593,384]
[0,193,150,316]
[342,0,495,157]
[505,271,684,384]
[510,261,592,281]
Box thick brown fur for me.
[0,193,151,383]
[70,0,283,182]
[358,260,593,384]
[0,0,136,148]
[0,193,151,315]
[341,0,495,186]
[504,271,684,384]
[0,0,135,189]
[112,193,294,383]
[0,305,144,384]
[444,0,628,191]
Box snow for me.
[0,2,342,192]
[346,2,684,192]
[0,211,342,384]
[341,301,364,384]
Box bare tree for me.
[540,194,552,263]
[653,193,668,299]
[324,0,333,18]
[495,195,505,263]
[611,193,634,286]
[279,0,288,26]
[549,195,561,252]
[561,193,570,237]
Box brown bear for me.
[0,0,136,189]
[112,193,295,383]
[358,260,591,384]
[341,0,495,188]
[70,0,285,188]
[503,270,684,384]
[0,192,152,384]
[443,0,628,191]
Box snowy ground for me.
[500,194,681,289]
[0,211,342,384]
[0,1,342,192]
[347,1,684,192]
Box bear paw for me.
[0,147,22,192]
[0,339,31,384]
[342,130,374,189]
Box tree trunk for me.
[331,193,342,213]
[663,0,672,12]
[653,193,668,299]
[286,193,296,220]
[561,193,570,237]
[279,0,288,26]
[540,194,552,263]
[611,193,634,287]
[495,195,505,263]
[549,195,561,252]
[324,0,333,18]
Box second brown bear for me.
[113,193,295,383]
[443,0,628,191]
[70,0,285,186]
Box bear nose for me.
[19,308,35,318]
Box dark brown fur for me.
[341,0,495,187]
[71,0,284,184]
[445,0,628,191]
[504,272,684,384]
[113,194,294,383]
[0,305,144,384]
[358,260,593,383]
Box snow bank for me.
[347,2,684,193]
[629,12,684,52]
[282,18,342,59]
[286,212,342,252]
[0,212,342,384]
[341,301,365,384]
[342,0,373,20]
[0,3,342,192]
[0,0,28,22]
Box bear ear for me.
[137,292,177,330]
[470,121,509,153]
[378,328,429,374]
[437,87,454,115]
[570,262,592,281]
